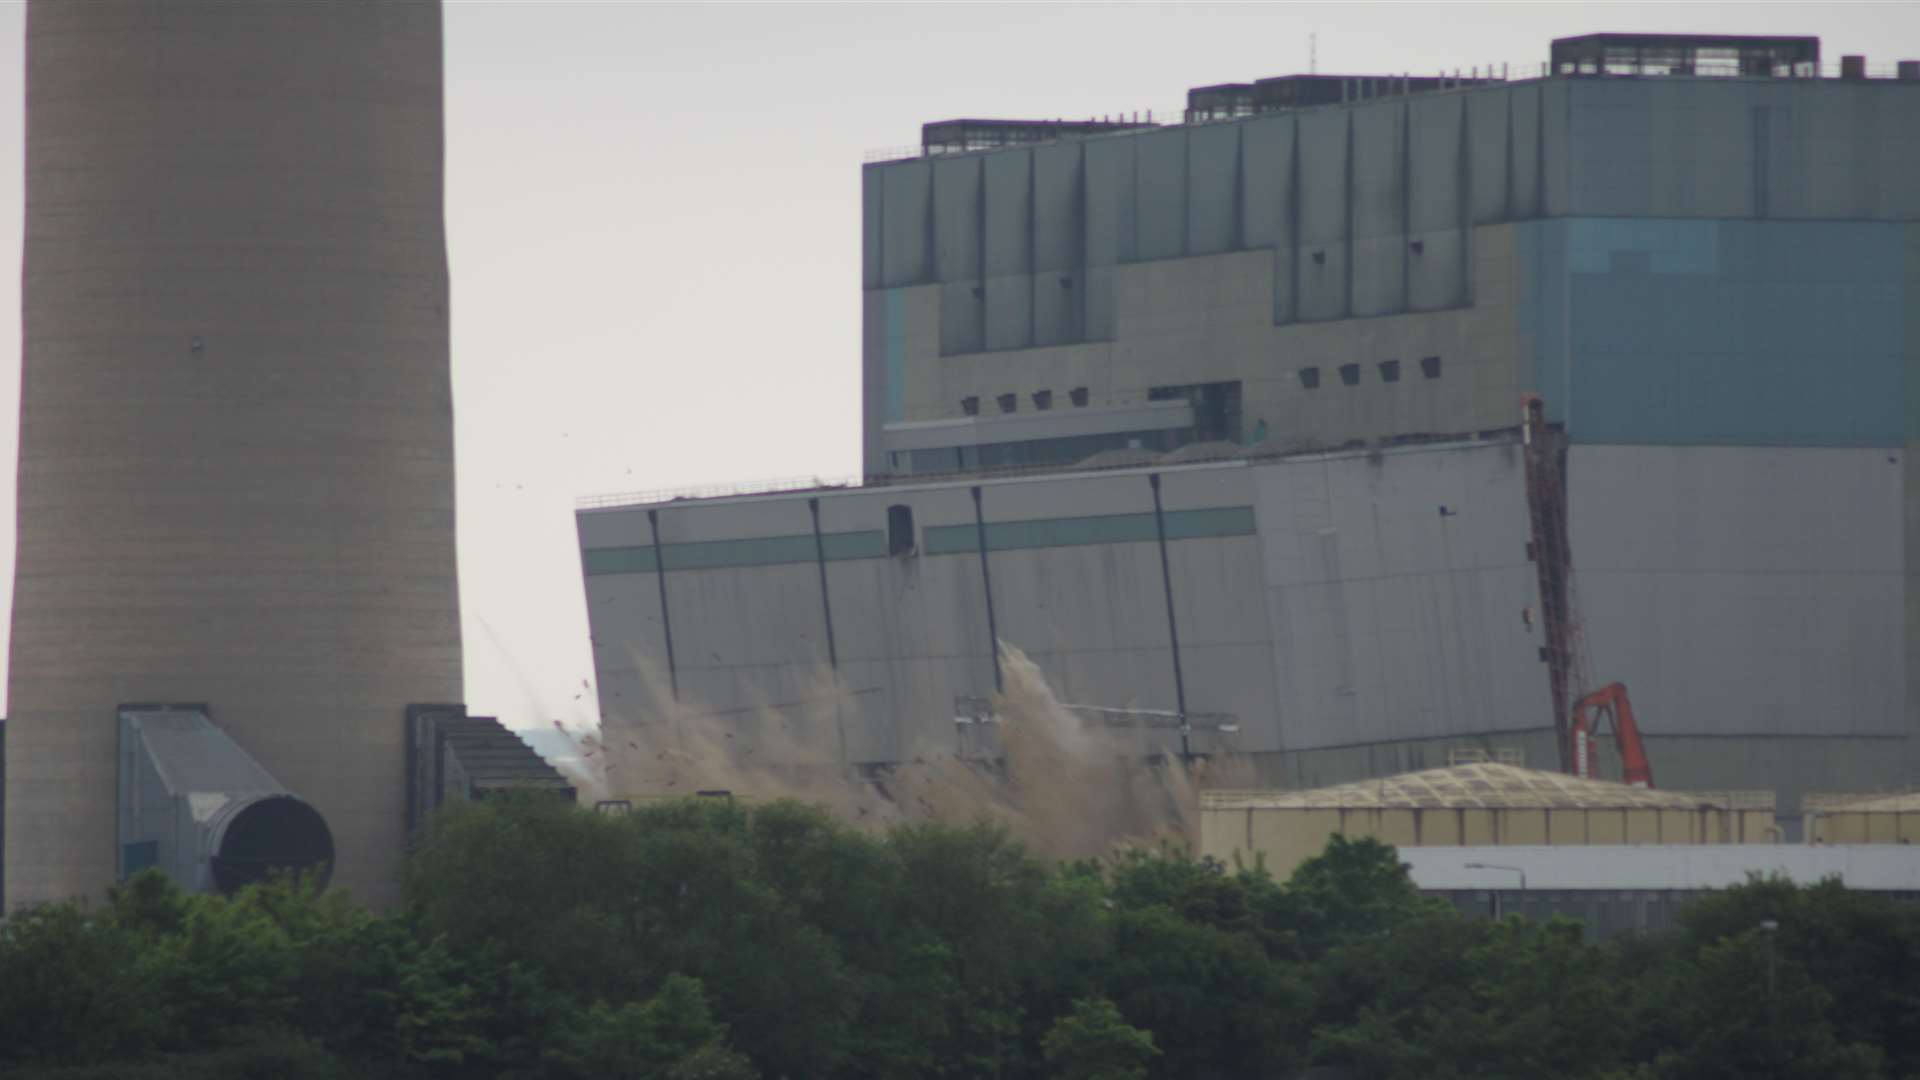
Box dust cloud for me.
[563,646,1247,859]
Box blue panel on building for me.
[123,840,159,878]
[1521,218,1906,448]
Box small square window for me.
[1421,355,1442,379]
[1298,367,1321,389]
[887,504,916,557]
[1069,386,1090,407]
[1379,359,1402,383]
[961,396,980,416]
[996,393,1017,414]
[1032,389,1053,411]
[1338,363,1361,386]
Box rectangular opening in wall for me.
[1298,367,1321,389]
[1070,386,1089,407]
[1338,363,1361,386]
[887,504,916,556]
[996,393,1017,414]
[961,396,980,416]
[1149,381,1242,443]
[1379,359,1401,383]
[1032,389,1053,411]
[1421,356,1442,379]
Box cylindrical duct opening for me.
[210,795,335,895]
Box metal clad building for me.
[580,440,1554,783]
[836,48,1920,811]
[5,2,462,909]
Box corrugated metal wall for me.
[580,442,1550,772]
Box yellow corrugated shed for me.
[1203,762,1739,811]
[1199,763,1777,876]
[1804,791,1920,845]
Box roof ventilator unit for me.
[118,705,335,895]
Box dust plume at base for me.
[564,646,1247,858]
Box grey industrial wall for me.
[851,73,1920,807]
[579,442,1553,784]
[861,76,1920,473]
[6,2,462,910]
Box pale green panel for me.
[583,531,886,576]
[924,506,1255,555]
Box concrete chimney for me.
[5,1,462,910]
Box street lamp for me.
[1760,919,1780,1078]
[1465,862,1528,920]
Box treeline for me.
[1,795,1916,1080]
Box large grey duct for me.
[119,708,334,895]
[5,1,461,910]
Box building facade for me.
[578,37,1920,821]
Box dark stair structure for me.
[406,706,576,836]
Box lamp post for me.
[1760,919,1779,1078]
[1465,862,1528,920]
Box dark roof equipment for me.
[1551,34,1819,78]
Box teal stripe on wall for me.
[583,530,887,576]
[923,506,1255,555]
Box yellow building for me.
[1200,763,1776,878]
[1804,792,1920,845]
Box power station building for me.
[582,34,1920,823]
[5,2,464,910]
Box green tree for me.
[1041,998,1159,1080]
[1100,903,1308,1079]
[1637,928,1881,1080]
[0,896,169,1066]
[546,974,754,1080]
[1313,914,1628,1080]
[1286,835,1445,957]
[1673,876,1920,1078]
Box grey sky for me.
[0,3,1911,733]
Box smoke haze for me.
[566,645,1246,858]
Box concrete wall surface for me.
[580,441,1553,772]
[1521,218,1909,445]
[1570,444,1910,811]
[6,1,462,910]
[862,77,1920,474]
[1253,441,1550,751]
[1571,447,1905,711]
[582,433,1916,806]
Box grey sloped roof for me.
[1201,763,1761,812]
[443,716,572,790]
[122,708,286,799]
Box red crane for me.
[1570,682,1654,788]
